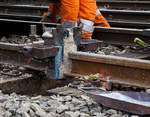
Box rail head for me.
[94,27,144,35]
[97,0,150,4]
[69,51,150,70]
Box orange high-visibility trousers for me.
[94,8,110,27]
[61,0,97,39]
[41,1,110,39]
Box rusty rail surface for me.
[68,51,150,89]
[0,42,59,71]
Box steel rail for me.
[1,0,150,10]
[0,18,59,26]
[0,14,42,21]
[1,15,149,29]
[0,0,57,6]
[100,9,150,28]
[101,9,150,22]
[93,27,150,46]
[108,21,150,29]
[97,0,150,10]
[0,5,48,11]
[1,2,150,11]
[0,18,60,35]
[0,13,150,29]
[1,19,150,60]
[68,51,150,89]
[0,41,45,51]
[0,42,57,71]
[0,18,149,47]
[1,4,150,16]
[1,5,150,28]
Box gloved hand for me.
[40,12,49,22]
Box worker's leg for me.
[79,0,97,39]
[94,8,110,27]
[60,0,79,24]
[41,2,61,23]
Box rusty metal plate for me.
[78,39,103,52]
[88,91,150,115]
[0,42,59,59]
[23,44,59,59]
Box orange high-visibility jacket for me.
[41,1,110,39]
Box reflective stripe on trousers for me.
[96,9,101,16]
[80,19,94,33]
